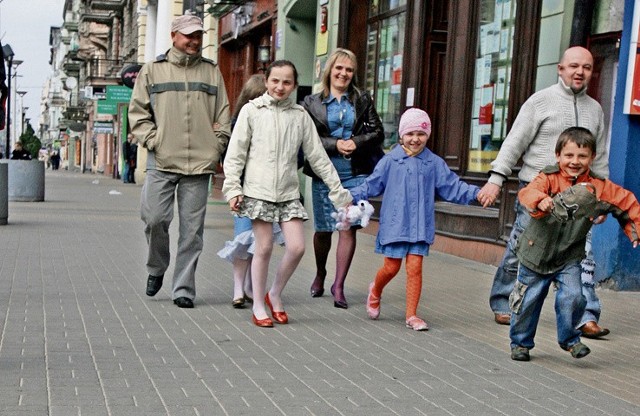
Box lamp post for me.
[22,107,29,138]
[17,91,27,139]
[2,44,22,159]
[2,44,16,158]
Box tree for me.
[19,122,41,158]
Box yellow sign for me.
[316,31,328,56]
[468,150,499,173]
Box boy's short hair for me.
[555,127,596,155]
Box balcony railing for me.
[85,57,124,81]
[49,92,67,107]
[63,105,89,122]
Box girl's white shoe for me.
[405,316,428,331]
[366,282,380,320]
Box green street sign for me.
[97,100,118,115]
[106,85,132,102]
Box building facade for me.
[50,0,140,176]
[332,1,624,266]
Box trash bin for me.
[7,159,45,202]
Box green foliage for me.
[19,123,41,158]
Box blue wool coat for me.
[350,145,480,246]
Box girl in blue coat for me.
[350,108,482,330]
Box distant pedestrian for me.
[222,60,352,328]
[10,141,31,160]
[128,13,231,309]
[50,150,61,170]
[351,108,483,331]
[122,134,137,184]
[509,127,640,362]
[38,148,50,167]
[128,139,137,184]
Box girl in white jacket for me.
[223,60,352,328]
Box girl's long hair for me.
[232,74,267,120]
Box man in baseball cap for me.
[169,13,204,56]
[129,10,231,309]
[171,13,204,35]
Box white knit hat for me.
[398,108,432,137]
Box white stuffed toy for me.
[331,200,375,231]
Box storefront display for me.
[365,2,406,149]
[468,0,516,172]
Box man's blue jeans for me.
[122,163,130,183]
[489,192,530,315]
[509,262,585,350]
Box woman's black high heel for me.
[331,284,348,309]
[310,275,325,297]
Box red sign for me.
[630,36,640,114]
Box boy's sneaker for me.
[566,342,591,359]
[405,316,429,331]
[511,346,530,361]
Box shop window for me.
[468,0,517,172]
[370,0,407,15]
[365,4,406,149]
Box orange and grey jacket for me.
[516,165,640,274]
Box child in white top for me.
[222,60,352,327]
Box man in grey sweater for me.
[477,46,610,339]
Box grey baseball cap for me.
[171,14,203,34]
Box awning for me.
[206,0,247,18]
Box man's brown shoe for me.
[580,321,610,339]
[494,313,511,325]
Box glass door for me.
[365,2,406,149]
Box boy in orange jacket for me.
[510,127,640,361]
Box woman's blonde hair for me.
[232,74,267,120]
[320,48,359,99]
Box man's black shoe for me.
[146,275,164,296]
[174,297,194,308]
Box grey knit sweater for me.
[488,78,608,186]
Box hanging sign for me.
[121,64,142,89]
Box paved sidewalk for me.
[0,170,639,416]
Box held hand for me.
[337,139,356,156]
[229,195,243,212]
[478,182,501,208]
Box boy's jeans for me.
[509,262,585,350]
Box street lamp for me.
[17,91,27,139]
[2,43,22,159]
[2,44,15,158]
[22,106,29,138]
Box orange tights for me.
[371,254,423,319]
